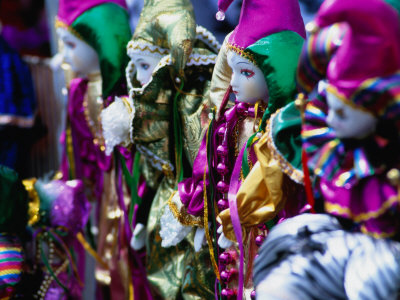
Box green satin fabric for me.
[272,101,303,172]
[146,179,215,299]
[247,31,304,122]
[72,3,131,98]
[0,165,28,236]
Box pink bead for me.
[221,288,236,299]
[220,270,230,283]
[255,235,265,247]
[236,102,248,115]
[217,163,228,175]
[217,199,229,211]
[250,290,256,299]
[217,145,228,157]
[217,181,229,193]
[219,252,233,265]
[247,107,255,118]
[217,126,227,137]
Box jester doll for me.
[158,0,307,298]
[55,1,134,298]
[253,0,400,299]
[101,0,220,298]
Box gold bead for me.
[387,168,400,186]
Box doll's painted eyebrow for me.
[237,61,251,65]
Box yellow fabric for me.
[217,132,287,242]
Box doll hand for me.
[194,224,210,252]
[217,225,233,249]
[101,96,134,155]
[130,223,146,250]
[159,203,192,247]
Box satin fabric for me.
[146,179,215,299]
[61,78,111,200]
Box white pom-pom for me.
[256,132,263,138]
[216,10,225,21]
[101,96,133,155]
[159,195,192,247]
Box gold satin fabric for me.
[218,131,287,241]
[146,179,215,299]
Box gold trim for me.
[22,178,40,226]
[360,224,396,239]
[326,84,375,117]
[226,43,257,66]
[167,191,203,227]
[324,195,399,222]
[266,109,304,184]
[55,17,84,41]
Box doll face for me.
[131,53,161,86]
[57,27,100,76]
[326,91,377,139]
[227,50,268,104]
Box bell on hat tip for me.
[216,10,226,21]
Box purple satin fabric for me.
[178,104,241,216]
[320,175,400,236]
[178,134,209,216]
[228,144,247,300]
[61,78,112,202]
[49,180,91,234]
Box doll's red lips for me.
[233,90,238,94]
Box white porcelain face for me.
[227,50,268,104]
[326,91,377,139]
[57,27,100,76]
[131,53,161,86]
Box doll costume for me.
[114,0,220,298]
[299,0,400,238]
[56,1,134,298]
[0,165,28,300]
[166,0,306,298]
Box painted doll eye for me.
[65,41,76,48]
[240,69,255,78]
[141,63,150,70]
[335,108,345,119]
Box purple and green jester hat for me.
[217,0,306,124]
[299,0,400,238]
[56,0,132,98]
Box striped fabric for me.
[296,23,346,93]
[0,234,23,300]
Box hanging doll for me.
[159,0,306,298]
[253,0,400,298]
[101,0,220,298]
[55,1,133,297]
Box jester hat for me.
[56,0,131,98]
[217,0,306,120]
[127,0,196,75]
[298,0,400,119]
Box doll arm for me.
[101,96,134,155]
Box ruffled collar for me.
[302,91,399,188]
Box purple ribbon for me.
[228,144,247,300]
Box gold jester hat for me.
[128,0,196,76]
